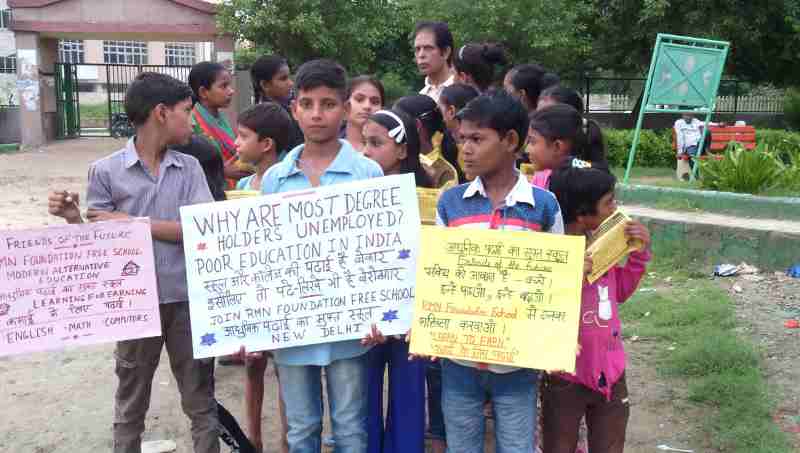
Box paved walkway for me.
[625,205,800,235]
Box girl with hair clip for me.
[343,76,385,152]
[526,103,609,190]
[361,108,430,453]
[504,63,560,112]
[363,108,433,188]
[189,61,245,188]
[454,43,509,93]
[394,95,462,187]
[250,55,304,152]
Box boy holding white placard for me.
[259,59,383,453]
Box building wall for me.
[1,0,17,104]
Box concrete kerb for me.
[624,205,800,271]
[0,143,21,154]
[618,184,800,221]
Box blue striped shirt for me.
[86,138,213,304]
[261,139,384,366]
[437,173,564,373]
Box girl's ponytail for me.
[581,118,608,170]
[250,55,288,105]
[529,103,608,171]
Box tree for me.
[218,1,800,88]
[407,0,591,77]
[575,0,800,86]
[217,0,412,75]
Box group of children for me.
[45,19,652,453]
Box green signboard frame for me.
[623,34,730,183]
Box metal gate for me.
[55,63,80,139]
[55,63,192,138]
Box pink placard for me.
[0,218,161,356]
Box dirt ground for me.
[0,138,788,453]
[722,272,800,449]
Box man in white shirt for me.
[674,113,705,157]
[674,113,708,179]
[414,21,456,103]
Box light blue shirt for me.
[236,174,255,190]
[261,139,384,366]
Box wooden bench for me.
[673,125,757,161]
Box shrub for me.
[601,128,800,171]
[779,147,800,192]
[783,87,800,131]
[697,143,785,194]
[604,129,673,168]
[755,129,800,164]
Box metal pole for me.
[584,74,590,114]
[690,112,713,181]
[624,35,664,184]
[106,65,112,136]
[733,80,739,116]
[624,107,647,184]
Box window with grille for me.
[103,41,148,65]
[58,40,85,64]
[0,54,16,74]
[165,43,196,66]
[0,9,12,29]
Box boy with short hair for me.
[260,59,383,453]
[435,90,564,453]
[48,72,219,453]
[232,101,292,453]
[235,102,292,191]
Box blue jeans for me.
[277,354,368,453]
[441,360,539,453]
[426,361,445,440]
[367,339,426,453]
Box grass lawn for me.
[612,166,698,189]
[621,256,793,453]
[613,166,798,200]
[79,103,109,121]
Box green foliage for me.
[379,73,412,107]
[779,146,800,192]
[405,0,591,77]
[604,129,673,168]
[697,143,785,194]
[79,103,108,121]
[217,0,413,76]
[755,128,800,163]
[664,331,759,377]
[577,0,800,86]
[219,1,800,90]
[783,87,800,131]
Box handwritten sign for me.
[409,226,585,372]
[0,219,161,357]
[586,210,643,283]
[181,174,421,359]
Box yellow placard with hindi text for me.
[409,226,585,372]
[416,188,442,225]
